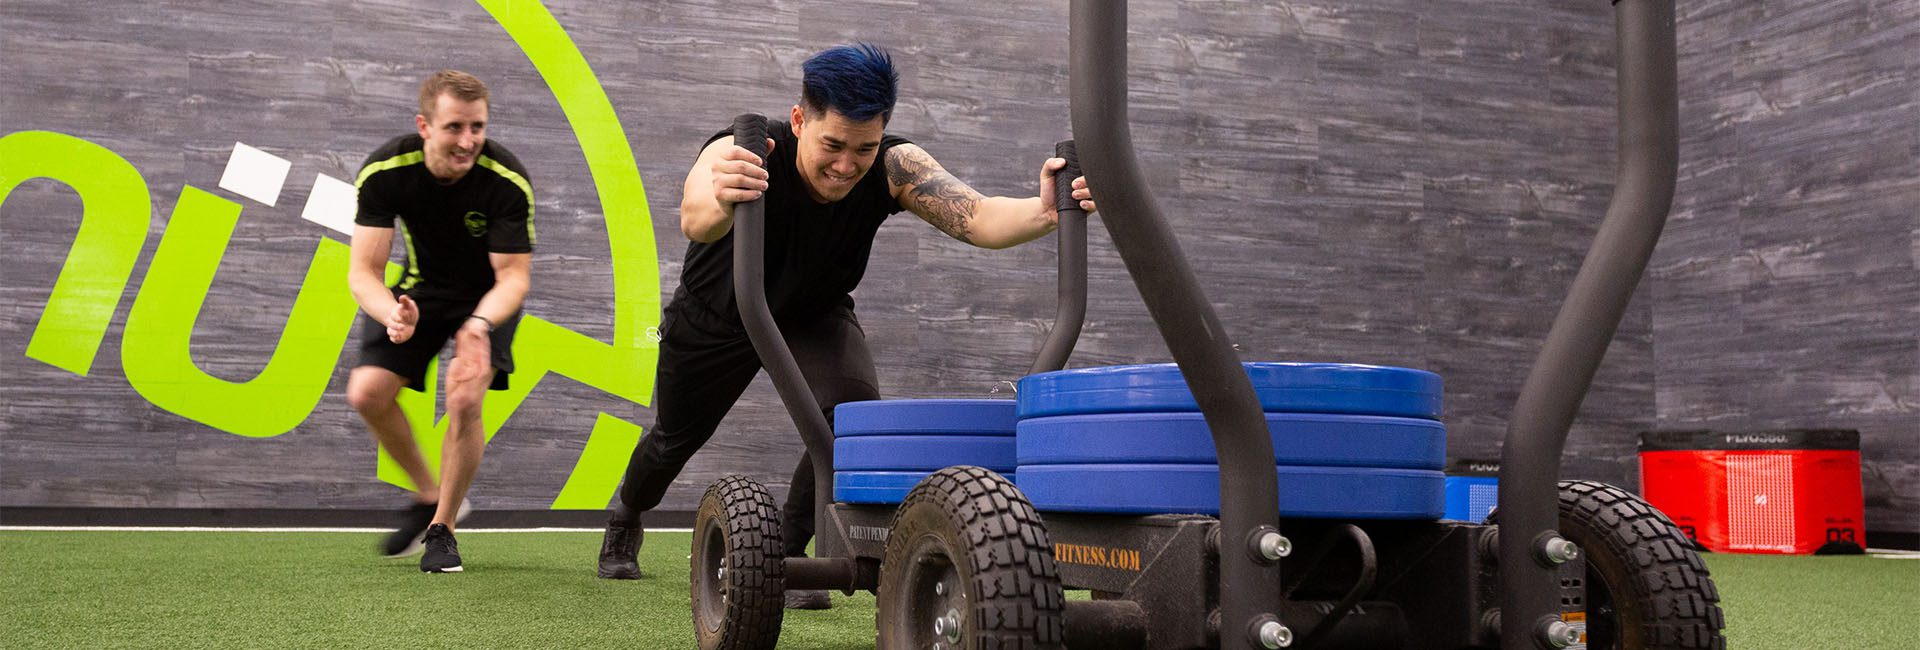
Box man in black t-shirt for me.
[595,44,1096,607]
[346,70,534,574]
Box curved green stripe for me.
[478,0,656,355]
[476,154,536,244]
[552,412,645,509]
[473,0,660,508]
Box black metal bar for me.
[1272,601,1412,649]
[1030,140,1089,375]
[1047,513,1219,648]
[1497,1,1676,647]
[1068,3,1282,648]
[1063,600,1150,650]
[782,557,860,591]
[728,113,848,559]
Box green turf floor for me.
[2,530,1914,649]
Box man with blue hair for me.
[596,42,1095,608]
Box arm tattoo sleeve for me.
[888,146,984,245]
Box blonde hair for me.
[418,70,489,120]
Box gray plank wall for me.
[1660,1,1920,538]
[0,0,1909,537]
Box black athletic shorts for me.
[354,292,519,392]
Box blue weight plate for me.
[1016,412,1445,469]
[1016,362,1442,420]
[834,399,1019,436]
[1015,464,1445,519]
[834,470,1015,505]
[834,435,1017,472]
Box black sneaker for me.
[380,500,472,557]
[597,515,643,580]
[784,589,832,610]
[420,524,463,573]
[381,502,437,557]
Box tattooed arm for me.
[885,144,1094,250]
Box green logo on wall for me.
[0,0,661,510]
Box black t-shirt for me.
[354,134,534,301]
[671,120,912,325]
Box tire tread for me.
[1558,480,1726,650]
[694,474,786,650]
[881,466,1065,649]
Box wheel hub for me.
[941,608,963,644]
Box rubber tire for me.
[1557,480,1726,650]
[691,475,785,650]
[877,466,1065,649]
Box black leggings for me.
[617,301,877,557]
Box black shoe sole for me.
[597,565,641,580]
[784,591,832,610]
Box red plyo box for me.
[1638,430,1864,554]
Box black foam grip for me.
[732,113,769,158]
[1052,139,1083,213]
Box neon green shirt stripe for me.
[358,152,426,289]
[355,151,424,188]
[477,155,536,245]
[396,221,422,290]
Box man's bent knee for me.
[346,367,404,414]
[443,372,494,421]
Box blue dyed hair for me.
[800,43,899,124]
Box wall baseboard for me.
[1866,531,1918,551]
[3,507,1913,551]
[0,507,695,529]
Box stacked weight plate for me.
[831,399,1018,504]
[1014,362,1449,519]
